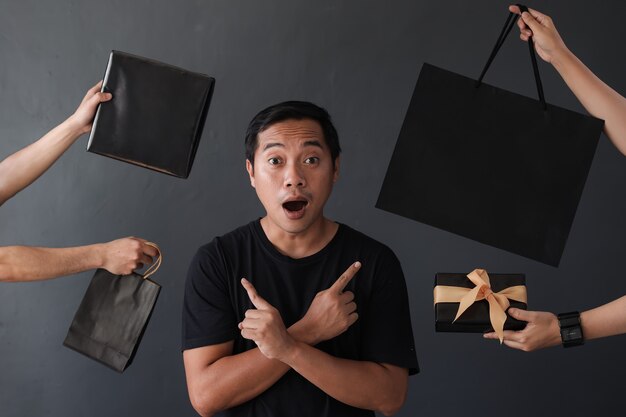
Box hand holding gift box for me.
[434,269,527,343]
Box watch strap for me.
[557,311,584,348]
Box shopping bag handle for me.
[142,242,162,280]
[475,4,547,110]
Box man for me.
[182,102,418,416]
[0,81,157,282]
[483,6,626,350]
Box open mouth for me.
[282,200,308,212]
[282,199,309,220]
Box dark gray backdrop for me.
[1,1,625,416]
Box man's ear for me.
[333,156,340,183]
[246,159,255,188]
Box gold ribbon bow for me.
[433,269,527,343]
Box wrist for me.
[278,338,304,367]
[548,313,563,347]
[288,320,318,345]
[550,46,575,73]
[63,114,90,138]
[90,243,107,270]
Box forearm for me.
[0,244,104,282]
[188,322,316,416]
[0,117,83,205]
[281,342,407,416]
[190,346,289,416]
[581,295,626,341]
[552,48,626,156]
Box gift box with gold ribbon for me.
[434,269,527,342]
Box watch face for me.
[563,327,583,341]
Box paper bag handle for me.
[142,242,162,280]
[475,4,547,110]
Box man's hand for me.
[297,261,361,345]
[100,237,159,275]
[67,80,112,135]
[483,308,561,351]
[509,5,568,64]
[239,278,295,361]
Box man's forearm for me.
[552,48,626,156]
[0,244,104,282]
[0,117,83,206]
[281,342,407,416]
[581,295,626,341]
[187,321,317,416]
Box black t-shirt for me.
[183,220,419,417]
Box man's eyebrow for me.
[262,142,284,151]
[261,140,324,151]
[303,140,323,149]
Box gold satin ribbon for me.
[433,269,527,343]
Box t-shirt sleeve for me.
[360,248,419,375]
[182,239,237,350]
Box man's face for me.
[246,118,339,235]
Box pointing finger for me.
[331,262,361,293]
[241,278,272,310]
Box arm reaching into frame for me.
[0,81,112,206]
[484,296,626,351]
[0,237,159,282]
[487,6,626,353]
[509,5,626,156]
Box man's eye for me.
[268,157,281,165]
[304,157,319,164]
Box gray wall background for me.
[1,0,625,416]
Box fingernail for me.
[354,261,361,268]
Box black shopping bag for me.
[87,50,215,178]
[63,244,162,372]
[376,6,603,266]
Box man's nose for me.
[284,163,306,188]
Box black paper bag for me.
[434,271,527,333]
[63,246,162,372]
[87,50,215,178]
[376,8,603,266]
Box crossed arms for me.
[183,262,409,417]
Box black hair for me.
[245,101,341,167]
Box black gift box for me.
[434,272,527,333]
[87,50,215,178]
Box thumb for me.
[82,91,111,114]
[507,307,532,323]
[94,91,113,103]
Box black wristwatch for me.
[557,311,584,348]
